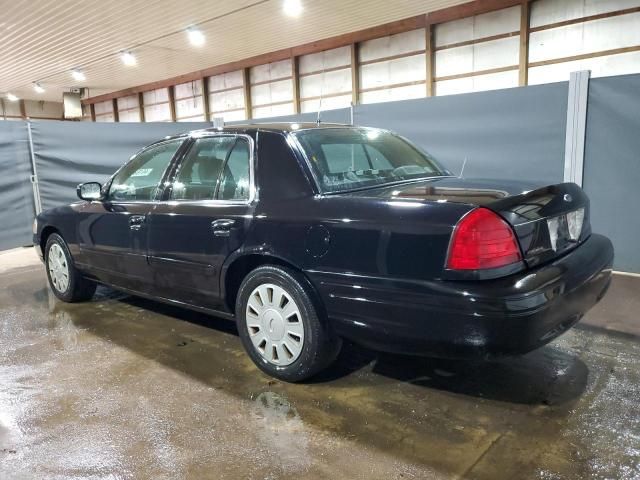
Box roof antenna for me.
[459,157,467,178]
[316,64,325,126]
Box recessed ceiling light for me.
[33,82,45,93]
[121,51,136,66]
[283,0,303,17]
[7,93,19,102]
[187,27,205,47]
[71,69,86,81]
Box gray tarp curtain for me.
[30,121,212,210]
[236,83,569,186]
[0,74,639,272]
[352,82,569,186]
[0,121,34,250]
[583,74,640,273]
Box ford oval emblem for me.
[563,194,572,202]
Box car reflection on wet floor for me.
[1,250,639,479]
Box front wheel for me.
[235,265,341,382]
[45,233,96,302]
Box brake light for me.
[447,208,522,270]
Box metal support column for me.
[563,70,590,186]
[26,120,42,214]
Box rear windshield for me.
[294,128,449,193]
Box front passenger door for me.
[78,139,184,291]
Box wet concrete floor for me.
[1,247,639,479]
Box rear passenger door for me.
[145,133,255,309]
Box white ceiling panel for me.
[0,0,468,102]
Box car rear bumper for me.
[307,233,614,358]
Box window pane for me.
[294,128,448,193]
[108,140,182,201]
[171,136,236,200]
[320,144,370,173]
[218,140,251,200]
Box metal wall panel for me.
[299,69,352,99]
[433,6,521,97]
[530,0,640,28]
[0,121,34,249]
[299,46,351,73]
[24,100,63,119]
[143,88,171,122]
[583,73,640,272]
[361,54,426,89]
[299,46,353,114]
[359,29,426,104]
[359,29,425,62]
[93,101,112,114]
[436,36,520,76]
[529,12,640,63]
[435,5,520,46]
[208,69,246,121]
[116,95,138,110]
[116,95,141,123]
[0,100,22,119]
[529,50,640,84]
[251,59,294,119]
[175,96,205,120]
[360,83,426,104]
[436,70,519,96]
[118,109,141,122]
[301,95,353,114]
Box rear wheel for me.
[236,265,341,382]
[45,233,96,302]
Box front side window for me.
[108,140,183,201]
[294,128,449,193]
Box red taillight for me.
[446,208,522,270]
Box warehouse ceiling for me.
[0,0,468,102]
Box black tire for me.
[235,265,342,382]
[45,233,96,302]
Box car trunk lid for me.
[343,177,591,268]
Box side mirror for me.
[77,182,103,201]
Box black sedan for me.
[33,123,614,381]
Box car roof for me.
[160,122,369,142]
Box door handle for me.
[129,215,146,230]
[211,218,236,237]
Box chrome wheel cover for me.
[245,283,304,366]
[48,243,70,293]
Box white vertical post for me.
[564,70,590,186]
[26,120,42,215]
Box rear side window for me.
[218,140,251,200]
[108,140,182,201]
[171,137,236,200]
[170,135,251,201]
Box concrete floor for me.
[1,247,639,480]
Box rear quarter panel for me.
[245,195,473,281]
